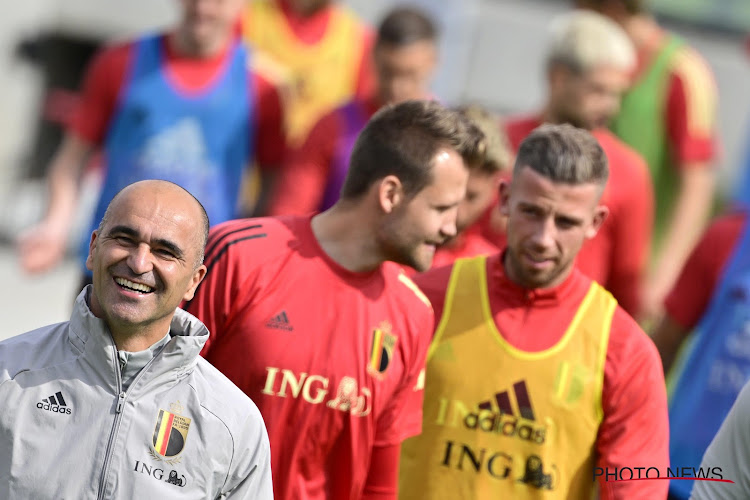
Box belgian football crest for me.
[150,401,191,465]
[368,321,398,379]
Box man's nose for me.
[127,244,154,275]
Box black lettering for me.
[441,441,454,467]
[593,467,603,482]
[619,467,633,481]
[139,463,152,476]
[605,468,617,481]
[667,467,679,478]
[517,424,533,441]
[66,408,72,414]
[464,413,478,429]
[695,467,709,479]
[501,419,517,437]
[458,444,485,472]
[134,461,140,472]
[646,467,660,479]
[153,468,164,480]
[479,413,496,432]
[534,428,546,444]
[681,467,694,478]
[487,452,512,479]
[634,467,645,478]
[712,467,723,480]
[36,403,43,409]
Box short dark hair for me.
[376,6,437,48]
[341,100,486,200]
[575,0,647,15]
[514,123,609,187]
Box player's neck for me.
[311,205,384,273]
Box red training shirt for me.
[664,211,747,330]
[500,115,654,317]
[185,215,433,500]
[268,97,379,216]
[70,34,285,170]
[414,253,669,500]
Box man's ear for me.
[585,205,610,239]
[85,231,98,271]
[378,175,404,214]
[498,180,512,217]
[183,264,208,302]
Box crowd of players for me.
[4,0,750,498]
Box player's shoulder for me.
[669,41,715,79]
[204,216,305,266]
[411,263,456,307]
[0,323,76,385]
[606,301,661,370]
[667,40,717,100]
[383,263,433,312]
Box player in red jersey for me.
[401,124,668,500]
[185,100,486,500]
[576,0,719,321]
[18,0,285,281]
[267,6,438,216]
[498,10,653,317]
[430,105,512,269]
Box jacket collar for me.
[67,286,209,392]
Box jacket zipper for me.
[96,343,125,500]
[96,343,163,499]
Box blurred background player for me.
[184,100,486,500]
[430,105,511,269]
[400,124,668,500]
[267,5,438,216]
[16,0,284,291]
[576,0,720,319]
[651,95,750,497]
[500,10,654,317]
[243,0,375,147]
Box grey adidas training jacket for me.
[0,287,273,499]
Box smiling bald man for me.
[0,180,272,499]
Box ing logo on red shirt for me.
[261,367,372,417]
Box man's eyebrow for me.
[153,238,185,259]
[107,225,184,258]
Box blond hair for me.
[454,105,512,175]
[546,10,635,74]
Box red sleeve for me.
[374,274,434,445]
[267,110,342,215]
[251,71,285,169]
[596,307,669,499]
[184,219,268,356]
[361,443,400,500]
[355,27,376,100]
[665,49,718,167]
[664,212,746,329]
[69,43,132,145]
[601,141,654,318]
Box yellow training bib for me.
[400,256,615,499]
[244,0,365,146]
